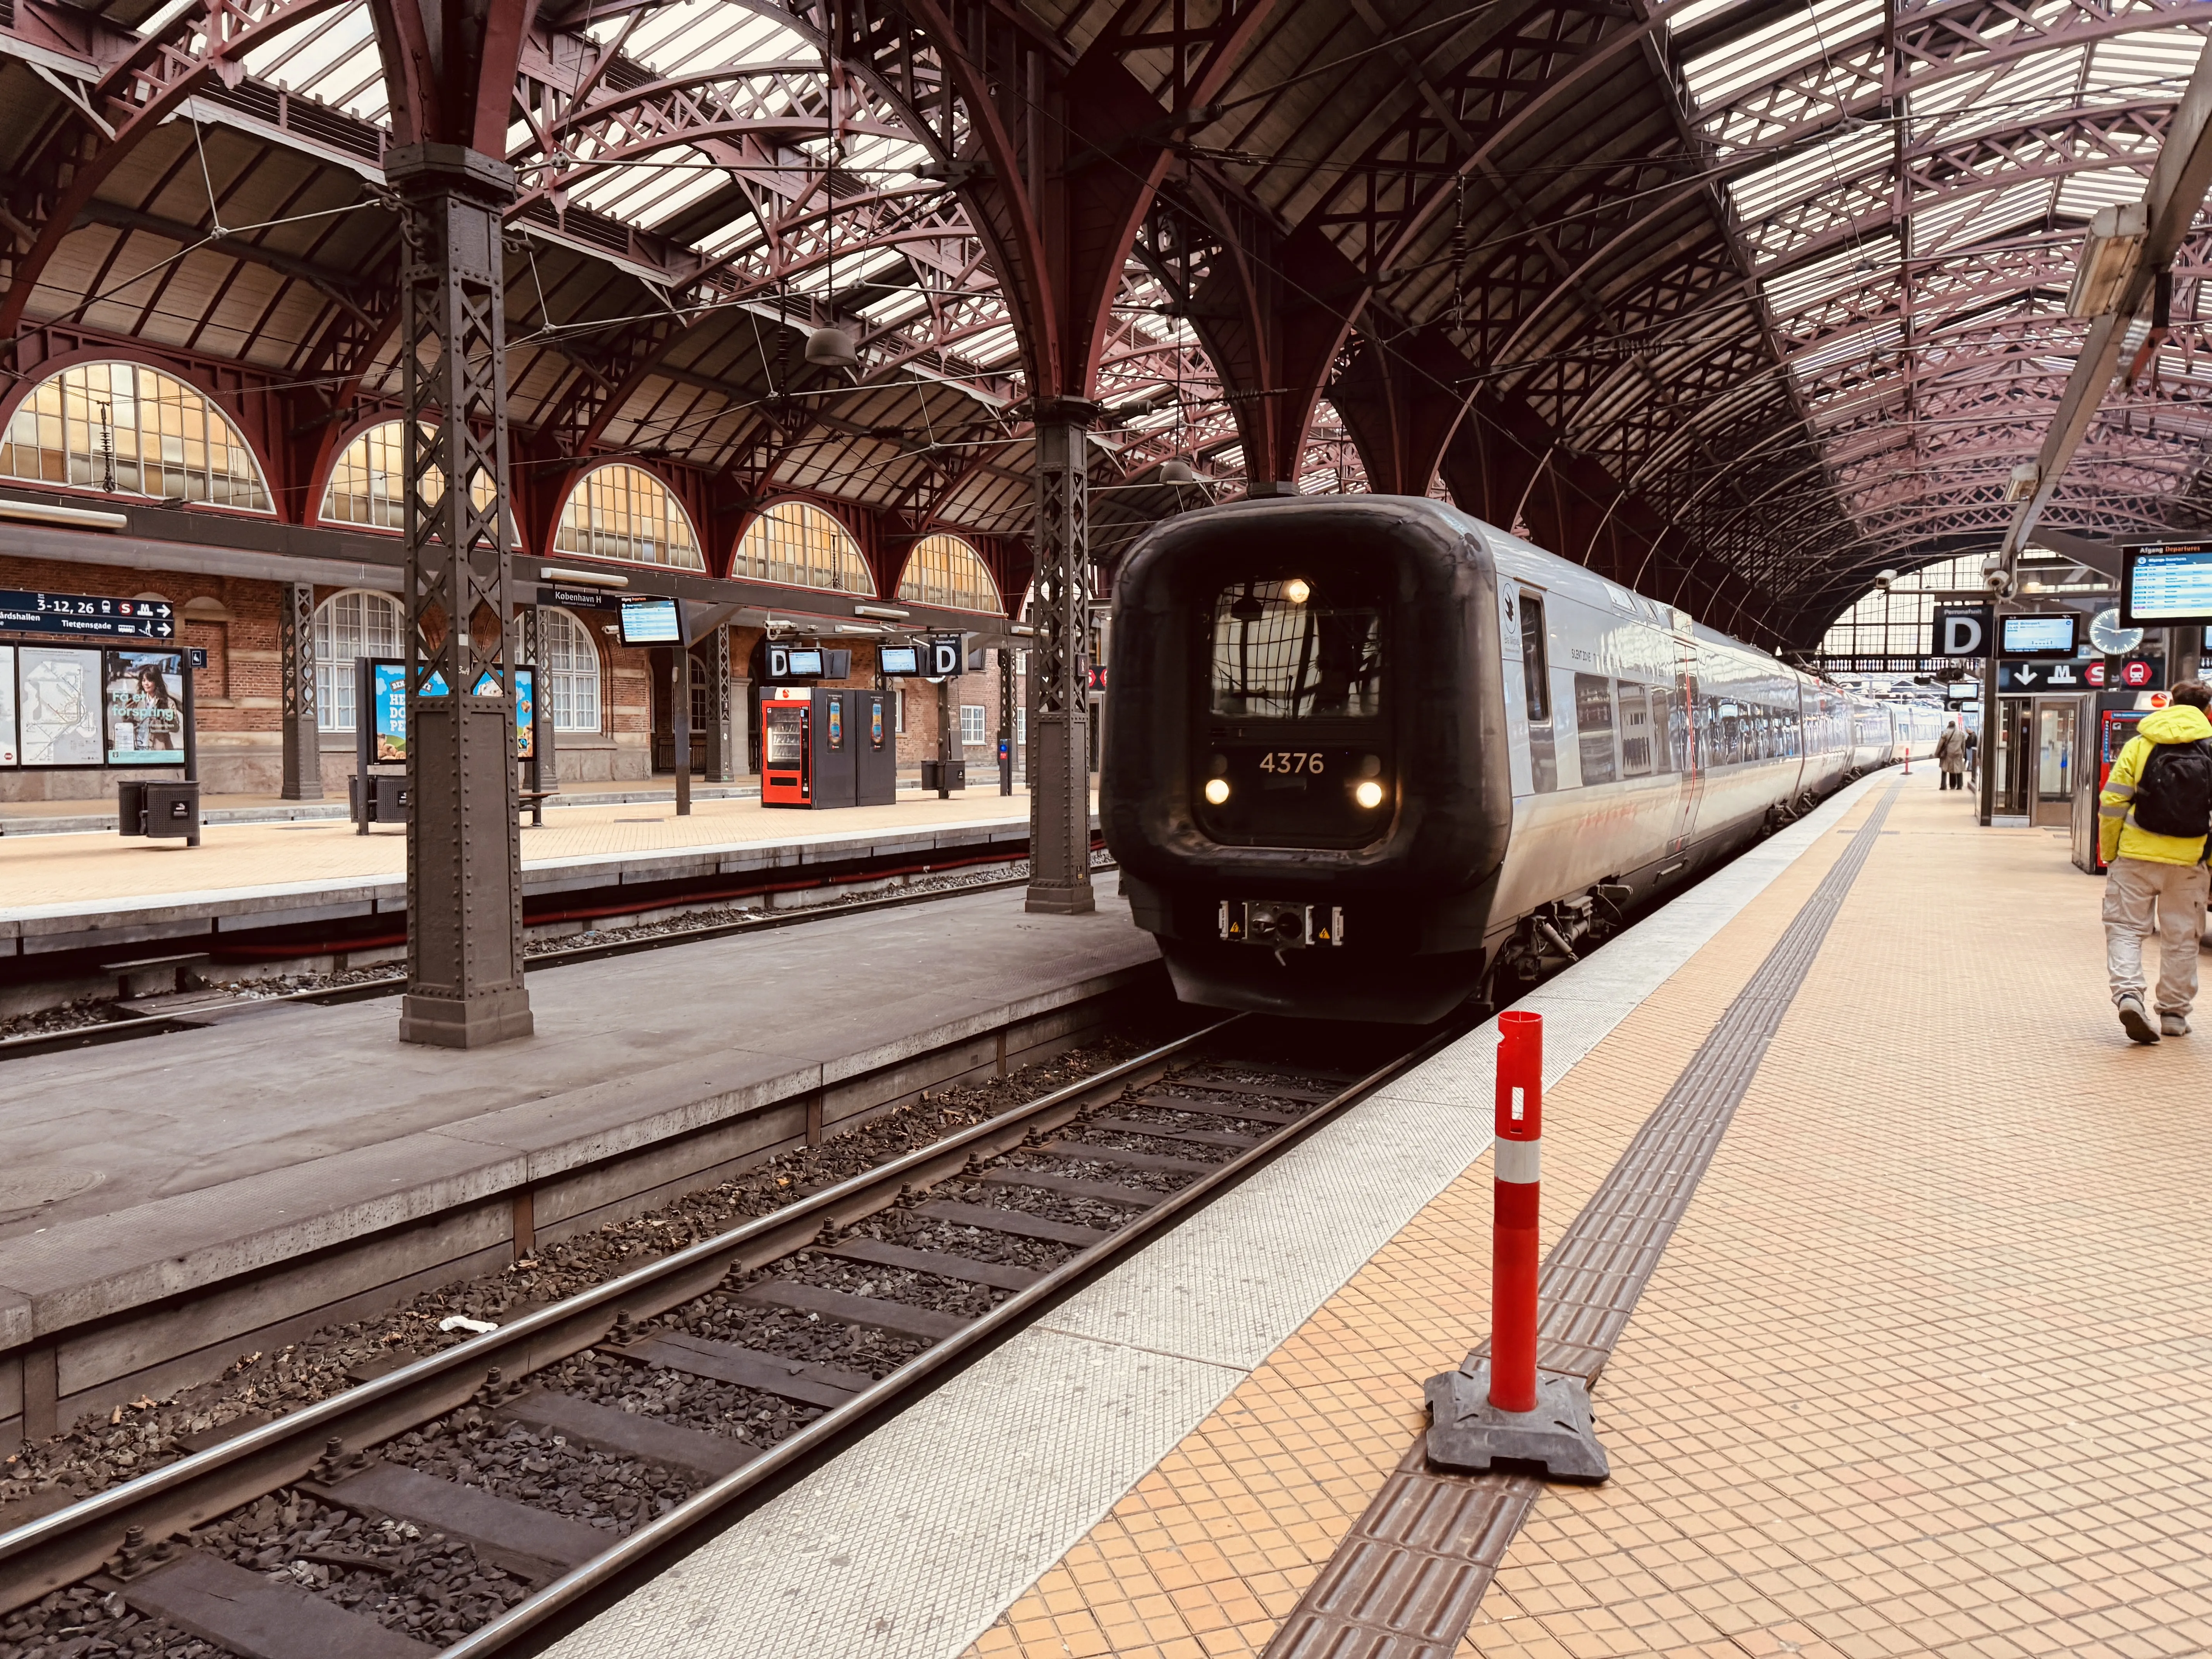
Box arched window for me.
[540,608,602,732]
[897,533,1002,613]
[320,419,516,539]
[554,464,703,569]
[313,589,404,731]
[0,360,270,510]
[733,501,873,594]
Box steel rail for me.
[440,1012,1463,1657]
[0,1006,1456,1631]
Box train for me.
[1101,494,1946,1024]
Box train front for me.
[1103,496,1513,1024]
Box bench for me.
[518,788,558,828]
[100,951,210,999]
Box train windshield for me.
[1210,581,1382,719]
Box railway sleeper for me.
[299,1462,608,1585]
[604,1329,870,1410]
[111,1547,434,1658]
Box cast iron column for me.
[704,623,735,784]
[392,143,532,1048]
[278,580,322,800]
[1026,402,1099,914]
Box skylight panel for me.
[2055,167,2152,222]
[1907,45,2082,135]
[1762,235,1901,322]
[1910,178,2051,257]
[1680,0,1884,110]
[1727,124,1891,223]
[2085,26,2206,95]
[1791,318,1902,380]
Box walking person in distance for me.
[1934,719,1967,791]
[1963,724,1978,787]
[2099,681,2212,1044]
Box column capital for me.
[1028,397,1106,429]
[384,144,517,204]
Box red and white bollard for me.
[1490,1009,1542,1414]
[1423,1006,1609,1480]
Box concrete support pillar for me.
[278,580,322,800]
[1027,403,1099,914]
[392,142,531,1049]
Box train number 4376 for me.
[1257,750,1324,774]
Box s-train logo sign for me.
[1930,604,1994,658]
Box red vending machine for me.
[761,687,812,806]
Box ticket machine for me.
[2071,696,2152,873]
[853,686,896,805]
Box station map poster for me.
[17,646,102,766]
[0,646,15,765]
[104,648,186,764]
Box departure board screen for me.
[618,597,681,645]
[2124,543,2212,627]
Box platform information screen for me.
[785,647,823,677]
[618,596,681,645]
[2124,542,2212,627]
[1999,613,2079,658]
[878,643,920,675]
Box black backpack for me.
[2132,738,2212,838]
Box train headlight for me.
[1283,577,1311,605]
[1353,779,1385,809]
[1204,777,1232,805]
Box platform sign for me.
[1929,604,1992,658]
[0,589,176,640]
[536,585,622,611]
[1998,659,2094,692]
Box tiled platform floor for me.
[967,780,2212,1659]
[0,786,1040,905]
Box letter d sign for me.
[1943,613,1983,655]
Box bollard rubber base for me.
[1424,1360,1609,1483]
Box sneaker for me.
[2163,1013,2191,1037]
[2119,995,2160,1044]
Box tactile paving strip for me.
[1264,783,1903,1659]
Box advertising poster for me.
[373,662,526,760]
[372,661,410,761]
[104,649,186,765]
[0,645,15,766]
[515,667,535,761]
[17,646,102,766]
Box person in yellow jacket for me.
[2099,682,2212,1043]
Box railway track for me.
[0,1011,1453,1657]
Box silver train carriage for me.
[1101,495,1905,1024]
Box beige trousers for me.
[2104,856,2210,1013]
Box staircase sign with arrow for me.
[0,589,177,640]
[1998,659,2090,692]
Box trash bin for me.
[141,780,202,846]
[117,779,148,837]
[920,758,967,792]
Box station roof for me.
[3,0,2208,641]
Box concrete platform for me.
[543,771,2212,1659]
[0,880,1161,1445]
[0,790,1075,988]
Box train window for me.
[1618,684,1652,776]
[1211,581,1381,719]
[1575,674,1618,785]
[1520,594,1549,720]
